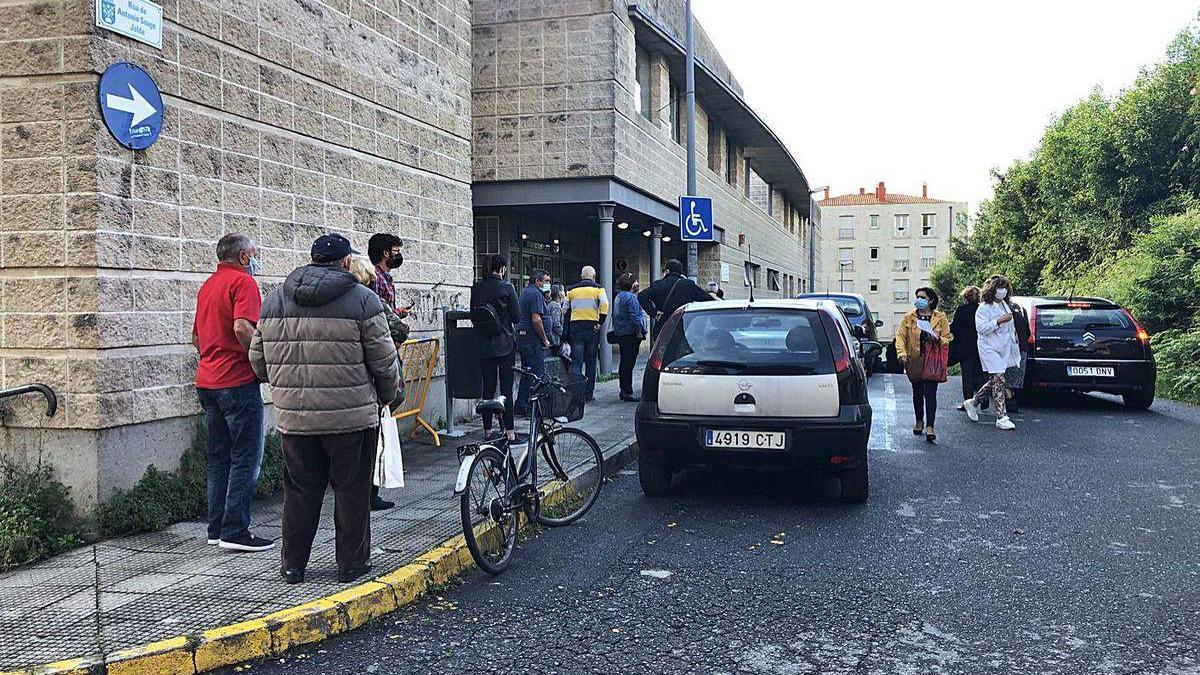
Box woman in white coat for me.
[963,275,1022,430]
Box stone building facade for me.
[818,182,967,342]
[471,0,816,328]
[0,0,472,507]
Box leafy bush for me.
[0,461,82,570]
[1154,328,1200,406]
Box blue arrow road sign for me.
[98,62,163,150]
[679,195,714,242]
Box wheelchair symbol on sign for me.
[684,200,708,238]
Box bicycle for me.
[454,365,604,575]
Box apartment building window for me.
[707,122,721,173]
[893,279,910,303]
[921,213,937,237]
[725,136,737,185]
[869,246,879,261]
[635,45,652,120]
[894,246,910,271]
[920,246,937,270]
[669,78,681,143]
[869,214,880,230]
[841,279,855,293]
[838,215,855,240]
[894,213,909,237]
[767,269,781,291]
[869,278,879,293]
[838,247,854,271]
[744,261,761,287]
[893,312,907,330]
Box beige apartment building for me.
[818,182,967,342]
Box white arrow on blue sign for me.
[98,62,164,150]
[679,195,714,242]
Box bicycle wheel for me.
[535,427,604,526]
[460,447,518,575]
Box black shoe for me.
[218,533,275,553]
[371,495,395,511]
[281,567,305,584]
[337,563,372,583]
[619,394,641,402]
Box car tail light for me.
[1027,305,1038,346]
[1066,301,1093,309]
[1122,308,1150,345]
[647,308,685,371]
[833,335,852,373]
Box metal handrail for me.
[0,384,58,417]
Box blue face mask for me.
[914,297,929,311]
[540,283,551,293]
[246,256,262,277]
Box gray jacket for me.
[250,263,400,435]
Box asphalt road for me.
[230,375,1200,674]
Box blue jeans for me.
[569,326,600,398]
[196,382,265,541]
[516,333,546,413]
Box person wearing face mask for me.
[515,269,553,417]
[367,233,411,319]
[964,275,1022,430]
[895,287,952,443]
[192,233,272,553]
[250,233,400,584]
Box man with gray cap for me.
[250,233,400,584]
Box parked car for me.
[796,292,884,375]
[1012,296,1156,409]
[634,299,880,502]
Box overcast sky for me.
[692,0,1199,215]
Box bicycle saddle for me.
[476,396,506,417]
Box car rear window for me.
[659,308,835,374]
[1036,307,1131,331]
[828,297,864,317]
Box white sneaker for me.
[963,399,980,422]
[996,416,1016,430]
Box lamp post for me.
[684,0,698,279]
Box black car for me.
[1013,296,1156,409]
[635,299,876,502]
[795,292,884,374]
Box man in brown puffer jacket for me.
[250,233,399,585]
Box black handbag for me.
[606,330,618,345]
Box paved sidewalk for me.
[0,371,641,671]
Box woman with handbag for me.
[895,287,952,444]
[611,273,648,402]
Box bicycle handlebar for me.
[510,367,569,393]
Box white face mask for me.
[995,288,1008,300]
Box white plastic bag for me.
[374,408,405,488]
[560,342,572,359]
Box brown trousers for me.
[281,428,376,573]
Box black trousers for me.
[479,351,516,431]
[912,380,939,428]
[960,357,987,402]
[616,334,642,396]
[281,428,375,573]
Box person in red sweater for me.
[192,233,272,553]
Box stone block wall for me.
[1,0,472,508]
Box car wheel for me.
[638,453,672,496]
[839,462,869,503]
[1122,386,1155,410]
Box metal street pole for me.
[685,0,698,279]
[839,262,845,292]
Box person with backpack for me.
[470,255,520,441]
[638,259,713,342]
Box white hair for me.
[580,265,596,280]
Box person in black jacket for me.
[949,285,986,410]
[470,255,520,441]
[637,259,713,342]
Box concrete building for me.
[0,0,472,507]
[817,182,966,341]
[471,0,818,366]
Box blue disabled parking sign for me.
[98,62,164,150]
[679,195,714,242]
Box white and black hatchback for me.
[634,299,878,502]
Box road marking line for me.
[878,377,897,452]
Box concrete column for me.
[598,203,615,374]
[650,223,663,282]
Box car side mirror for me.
[875,319,884,328]
[860,340,883,361]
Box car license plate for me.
[705,429,786,450]
[1067,366,1115,377]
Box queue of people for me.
[193,231,413,584]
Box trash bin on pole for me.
[441,307,481,437]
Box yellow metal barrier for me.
[393,336,440,447]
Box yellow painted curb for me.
[3,440,634,675]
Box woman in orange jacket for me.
[895,287,952,443]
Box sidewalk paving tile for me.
[0,368,642,671]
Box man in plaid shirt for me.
[367,233,410,317]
